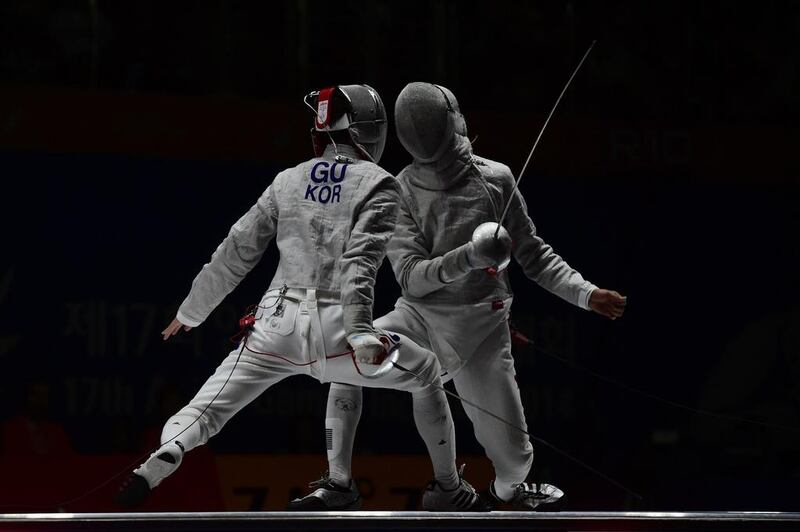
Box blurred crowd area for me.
[1,1,799,183]
[1,0,799,123]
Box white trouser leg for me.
[162,350,295,451]
[322,305,432,485]
[375,305,431,350]
[162,294,306,451]
[319,302,457,487]
[324,345,458,486]
[411,385,459,490]
[452,321,533,500]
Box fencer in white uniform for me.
[115,84,489,512]
[293,82,627,510]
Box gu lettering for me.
[305,161,347,204]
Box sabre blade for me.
[494,40,596,237]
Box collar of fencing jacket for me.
[322,142,361,163]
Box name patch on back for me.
[305,161,348,204]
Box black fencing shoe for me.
[114,442,184,509]
[115,473,151,508]
[287,472,362,511]
[491,481,565,511]
[422,465,492,511]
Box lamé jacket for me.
[385,135,596,373]
[390,136,596,307]
[176,145,400,336]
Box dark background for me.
[1,0,798,512]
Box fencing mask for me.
[394,82,468,164]
[304,84,388,163]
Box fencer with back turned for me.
[292,82,626,511]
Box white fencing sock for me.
[326,383,363,486]
[412,389,459,490]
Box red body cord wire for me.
[232,325,353,367]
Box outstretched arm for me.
[587,288,627,320]
[506,186,595,307]
[506,185,626,319]
[168,184,279,334]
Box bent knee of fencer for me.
[401,354,443,397]
[161,409,219,451]
[412,388,450,419]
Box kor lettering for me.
[305,161,348,204]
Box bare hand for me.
[162,317,193,340]
[347,333,386,364]
[589,289,627,320]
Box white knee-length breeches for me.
[451,320,533,487]
[162,288,442,451]
[375,302,534,486]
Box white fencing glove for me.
[440,224,512,281]
[468,222,512,271]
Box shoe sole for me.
[286,496,362,511]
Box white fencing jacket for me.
[386,137,596,372]
[177,145,400,337]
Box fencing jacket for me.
[387,136,596,373]
[177,144,400,336]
